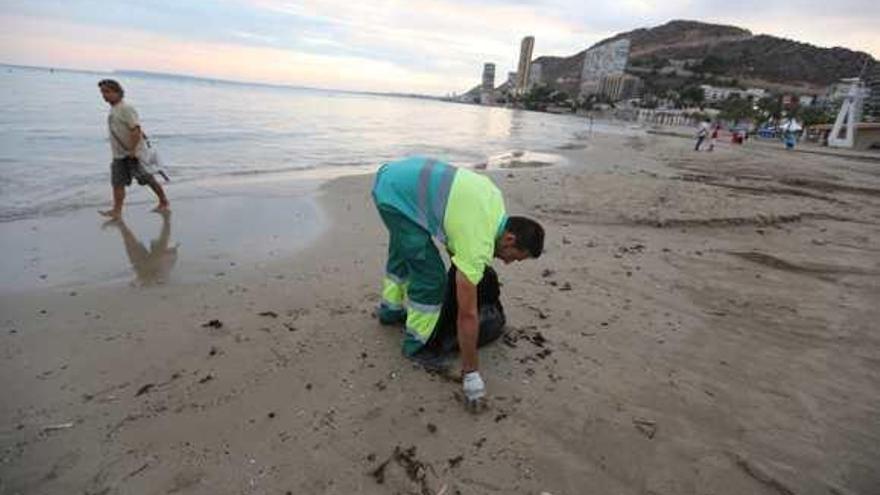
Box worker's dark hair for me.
[98,79,124,97]
[505,216,544,258]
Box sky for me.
[1,0,878,94]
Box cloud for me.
[0,0,877,93]
[0,14,467,93]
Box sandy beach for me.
[2,131,879,494]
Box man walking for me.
[708,123,720,152]
[372,156,544,407]
[98,79,169,219]
[695,118,711,151]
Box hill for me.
[532,20,875,95]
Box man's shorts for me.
[111,157,152,187]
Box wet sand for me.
[0,170,333,292]
[1,132,879,494]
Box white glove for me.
[462,371,485,404]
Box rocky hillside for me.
[533,20,875,94]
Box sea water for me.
[0,65,626,222]
[0,65,635,291]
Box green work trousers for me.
[377,205,446,356]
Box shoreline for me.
[2,131,879,494]
[0,145,589,295]
[0,179,326,294]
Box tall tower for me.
[481,63,496,105]
[516,36,535,95]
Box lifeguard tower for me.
[828,78,867,148]
[826,70,880,151]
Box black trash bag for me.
[419,264,506,356]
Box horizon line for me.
[0,62,447,100]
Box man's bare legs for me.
[99,178,169,219]
[146,177,170,212]
[99,186,126,220]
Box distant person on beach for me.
[781,118,801,150]
[98,79,169,219]
[372,156,544,408]
[708,123,720,152]
[695,118,711,151]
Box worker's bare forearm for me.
[457,312,479,373]
[455,270,480,373]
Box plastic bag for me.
[421,265,506,355]
[136,135,169,182]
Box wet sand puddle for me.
[477,150,568,171]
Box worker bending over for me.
[372,156,544,407]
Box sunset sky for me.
[1,0,877,94]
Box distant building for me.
[599,73,642,101]
[865,61,880,121]
[637,108,701,127]
[798,94,817,106]
[527,62,543,89]
[516,36,535,95]
[744,88,768,100]
[700,84,767,102]
[668,58,699,70]
[826,81,855,102]
[781,94,799,109]
[481,63,495,92]
[700,85,738,102]
[481,63,495,105]
[579,39,630,97]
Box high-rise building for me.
[482,63,495,91]
[579,39,630,97]
[599,74,643,101]
[481,63,496,105]
[527,62,543,90]
[516,36,535,95]
[865,61,880,121]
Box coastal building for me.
[700,85,738,102]
[579,39,630,97]
[781,94,799,109]
[481,63,495,105]
[744,88,768,100]
[798,94,817,106]
[636,108,700,127]
[527,62,543,90]
[516,36,535,95]
[668,59,699,70]
[865,61,880,121]
[599,73,642,101]
[700,84,768,102]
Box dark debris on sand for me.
[369,445,435,494]
[134,384,154,397]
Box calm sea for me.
[0,65,626,222]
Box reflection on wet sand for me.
[106,212,179,286]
